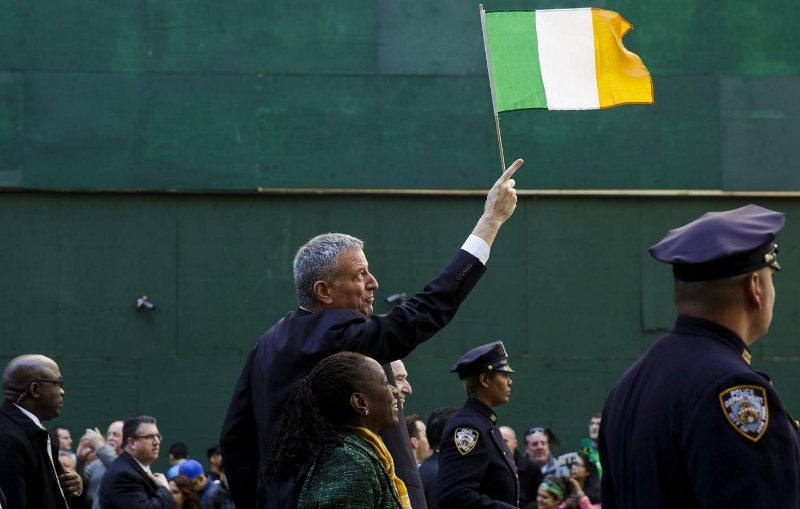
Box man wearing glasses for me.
[0,353,85,509]
[99,415,175,508]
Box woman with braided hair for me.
[265,351,409,509]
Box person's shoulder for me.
[322,436,377,468]
[443,406,485,431]
[307,440,381,488]
[104,453,136,475]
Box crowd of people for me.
[2,159,798,509]
[0,359,236,509]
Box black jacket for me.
[220,248,486,509]
[0,400,81,509]
[98,452,175,509]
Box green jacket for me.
[298,431,403,509]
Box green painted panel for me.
[22,73,148,188]
[54,196,178,357]
[0,1,374,75]
[4,0,800,191]
[0,72,22,186]
[256,75,497,189]
[23,73,260,189]
[377,0,487,76]
[55,357,139,430]
[526,201,644,357]
[721,77,800,190]
[144,0,376,74]
[722,1,800,75]
[0,2,146,72]
[0,195,60,355]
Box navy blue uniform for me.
[600,315,800,508]
[438,397,519,508]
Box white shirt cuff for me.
[461,234,490,265]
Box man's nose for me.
[403,381,413,395]
[367,273,379,289]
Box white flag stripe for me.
[536,9,600,110]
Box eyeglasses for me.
[33,379,64,388]
[526,427,545,436]
[133,433,163,442]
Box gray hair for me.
[293,233,364,309]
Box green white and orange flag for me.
[480,7,654,112]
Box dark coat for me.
[220,249,486,509]
[419,451,441,509]
[379,362,426,509]
[514,452,542,508]
[600,315,800,508]
[0,400,79,509]
[98,452,175,509]
[438,398,520,508]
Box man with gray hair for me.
[0,354,85,508]
[221,159,524,509]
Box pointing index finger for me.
[500,158,524,182]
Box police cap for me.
[649,204,784,281]
[450,341,514,379]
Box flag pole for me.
[493,114,506,175]
[480,4,506,174]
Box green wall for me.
[4,194,800,470]
[1,1,799,191]
[2,0,800,471]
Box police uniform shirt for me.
[437,397,520,509]
[600,315,800,508]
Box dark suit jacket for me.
[0,401,79,509]
[98,452,175,509]
[419,450,441,509]
[380,363,427,509]
[515,451,542,508]
[220,248,486,509]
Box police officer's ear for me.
[745,270,766,309]
[478,373,491,389]
[313,280,335,306]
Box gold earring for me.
[364,409,369,416]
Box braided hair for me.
[264,351,374,482]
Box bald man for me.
[0,354,84,509]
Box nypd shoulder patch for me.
[454,427,479,455]
[718,385,769,442]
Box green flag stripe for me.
[485,11,547,111]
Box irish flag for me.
[480,7,654,112]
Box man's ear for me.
[747,272,763,308]
[478,373,491,389]
[313,280,334,306]
[410,437,419,450]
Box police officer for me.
[600,204,800,508]
[438,341,520,508]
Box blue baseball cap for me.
[450,341,514,379]
[178,459,204,480]
[649,204,784,281]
